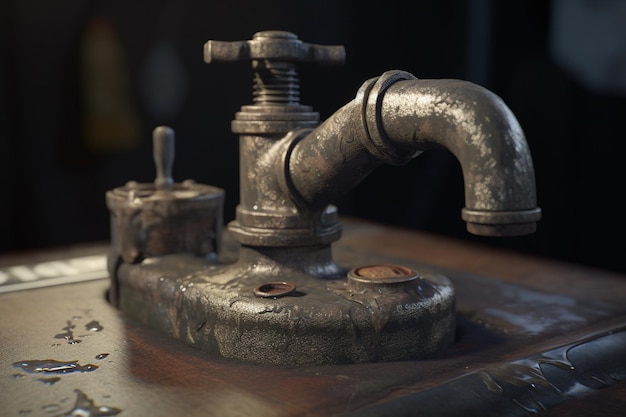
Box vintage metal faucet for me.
[106,31,540,366]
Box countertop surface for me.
[1,217,625,416]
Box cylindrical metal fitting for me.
[106,181,225,263]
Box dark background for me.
[1,0,625,274]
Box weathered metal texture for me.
[106,182,224,263]
[204,30,345,65]
[204,32,541,247]
[117,243,456,366]
[106,30,543,365]
[288,71,542,237]
[205,31,346,247]
[106,126,225,264]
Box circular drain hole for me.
[254,281,297,298]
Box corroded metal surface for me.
[204,32,540,245]
[106,127,225,264]
[106,181,224,263]
[108,31,542,365]
[117,243,456,366]
[288,72,541,237]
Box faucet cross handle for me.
[205,31,344,114]
[204,31,345,66]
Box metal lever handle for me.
[153,125,175,190]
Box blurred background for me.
[1,0,625,274]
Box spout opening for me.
[462,207,541,237]
[466,222,536,237]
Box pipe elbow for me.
[288,70,541,237]
[376,74,541,236]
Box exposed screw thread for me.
[252,61,300,105]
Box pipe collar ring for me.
[361,70,417,165]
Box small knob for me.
[204,31,345,65]
[153,126,175,189]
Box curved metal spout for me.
[287,71,541,236]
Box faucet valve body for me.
[107,30,541,366]
[205,31,347,247]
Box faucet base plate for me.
[114,241,456,366]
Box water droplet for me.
[85,320,104,332]
[479,371,504,394]
[512,398,546,413]
[55,320,81,344]
[591,375,613,386]
[13,360,98,374]
[60,389,121,416]
[42,404,62,413]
